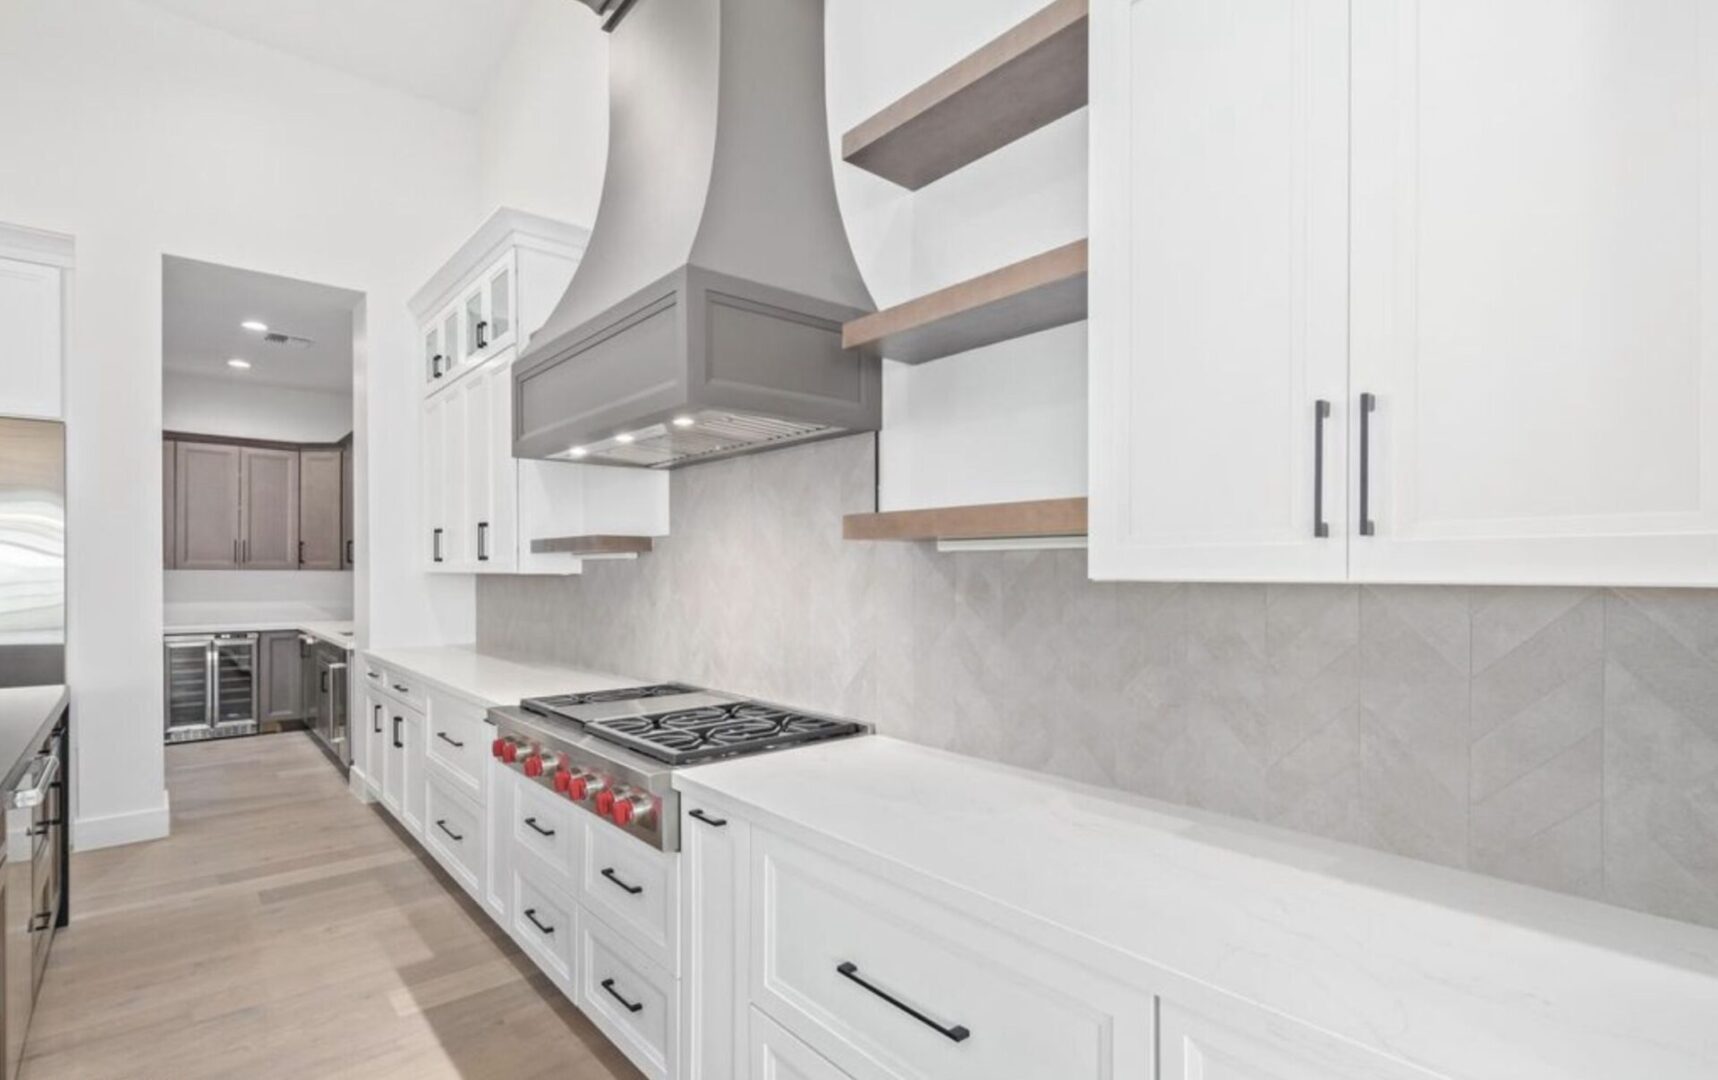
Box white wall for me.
[162,371,352,444]
[0,0,481,850]
[164,570,353,614]
[825,0,1088,511]
[476,0,609,228]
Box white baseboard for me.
[73,795,171,851]
[348,767,378,803]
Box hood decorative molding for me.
[514,0,881,469]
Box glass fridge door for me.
[163,637,213,740]
[211,636,258,733]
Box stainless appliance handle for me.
[205,640,216,726]
[9,755,57,811]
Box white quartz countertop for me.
[0,685,66,790]
[676,736,1718,1080]
[163,603,353,640]
[359,645,642,708]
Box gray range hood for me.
[512,0,881,469]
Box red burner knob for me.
[552,768,571,793]
[612,798,635,826]
[501,741,519,763]
[594,790,615,816]
[567,775,588,800]
[491,738,506,759]
[523,754,544,778]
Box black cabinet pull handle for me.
[437,731,465,749]
[29,912,50,933]
[1359,392,1377,537]
[320,670,329,693]
[432,527,444,563]
[477,521,489,562]
[836,961,970,1043]
[1313,399,1331,539]
[435,819,463,842]
[600,977,644,1013]
[523,908,554,935]
[524,817,555,838]
[600,867,643,895]
[346,539,354,565]
[432,353,444,378]
[373,704,382,734]
[689,808,727,828]
[298,540,305,565]
[475,320,489,350]
[392,716,403,750]
[393,683,409,693]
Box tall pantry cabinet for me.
[1089,0,1718,586]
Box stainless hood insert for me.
[513,0,881,469]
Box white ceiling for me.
[163,256,362,393]
[135,0,531,112]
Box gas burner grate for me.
[587,702,863,765]
[521,683,700,718]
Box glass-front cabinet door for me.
[164,637,212,741]
[485,258,514,352]
[442,306,463,377]
[423,322,444,387]
[464,288,486,360]
[211,635,258,731]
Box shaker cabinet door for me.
[174,442,241,569]
[1347,0,1718,585]
[1088,0,1351,582]
[239,448,300,569]
[298,449,343,570]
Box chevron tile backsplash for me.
[477,434,1718,929]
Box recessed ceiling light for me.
[614,432,636,444]
[226,358,251,370]
[568,447,587,458]
[671,415,695,428]
[240,320,268,333]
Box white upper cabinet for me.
[1348,0,1718,585]
[1089,0,1350,582]
[0,253,64,420]
[1092,0,1718,586]
[413,209,669,576]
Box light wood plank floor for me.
[22,733,644,1080]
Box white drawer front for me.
[512,861,575,992]
[751,1008,853,1080]
[425,692,486,797]
[583,818,678,974]
[359,658,388,694]
[512,772,578,890]
[579,909,677,1080]
[378,667,426,712]
[751,830,1153,1080]
[423,773,484,901]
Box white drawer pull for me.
[837,961,971,1044]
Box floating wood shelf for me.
[529,535,653,557]
[844,497,1088,542]
[842,0,1089,190]
[843,240,1087,365]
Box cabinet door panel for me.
[340,445,354,569]
[1089,0,1350,581]
[162,440,176,568]
[174,443,241,569]
[1349,0,1718,584]
[258,631,303,724]
[299,449,342,570]
[0,257,61,419]
[240,448,299,569]
[1160,1000,1437,1080]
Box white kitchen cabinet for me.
[1091,0,1718,587]
[379,695,425,837]
[749,1010,851,1080]
[683,801,747,1080]
[748,829,1155,1080]
[1088,0,1350,583]
[414,209,669,577]
[1158,999,1436,1080]
[0,254,63,420]
[1345,0,1718,585]
[579,909,680,1080]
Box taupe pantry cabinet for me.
[414,209,666,577]
[162,436,352,570]
[1088,0,1718,587]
